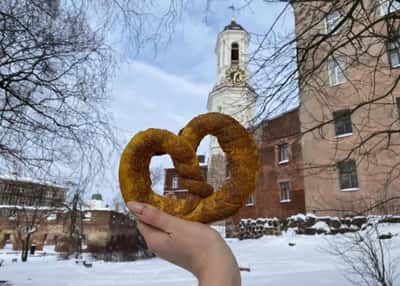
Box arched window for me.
[231,42,239,65]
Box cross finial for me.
[228,4,236,21]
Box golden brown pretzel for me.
[119,112,259,223]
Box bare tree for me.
[236,0,400,215]
[8,197,63,262]
[0,0,116,186]
[327,223,399,286]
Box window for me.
[280,181,291,202]
[325,10,341,34]
[225,161,231,178]
[172,176,179,189]
[337,159,359,190]
[328,57,347,86]
[387,39,400,68]
[246,193,255,206]
[334,110,353,136]
[231,42,239,65]
[278,143,289,163]
[4,233,11,241]
[380,0,400,15]
[396,97,400,118]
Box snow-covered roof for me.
[0,174,67,189]
[0,204,66,211]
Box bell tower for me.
[207,19,256,189]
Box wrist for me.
[196,255,241,286]
[198,265,241,286]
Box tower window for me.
[231,42,239,65]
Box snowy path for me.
[1,226,399,286]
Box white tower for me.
[207,20,256,188]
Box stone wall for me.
[227,214,400,239]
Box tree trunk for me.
[21,234,31,262]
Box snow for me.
[310,221,330,232]
[0,224,399,286]
[0,174,66,189]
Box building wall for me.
[0,208,140,255]
[293,0,400,215]
[229,109,305,224]
[0,177,66,207]
[164,166,208,199]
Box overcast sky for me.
[103,1,294,203]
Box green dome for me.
[91,193,103,201]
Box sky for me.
[104,0,295,203]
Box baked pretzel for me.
[119,112,259,223]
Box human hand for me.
[127,201,241,286]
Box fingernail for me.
[128,201,144,215]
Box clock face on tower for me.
[225,66,245,85]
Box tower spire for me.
[228,4,236,22]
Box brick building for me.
[0,176,141,258]
[0,174,66,207]
[164,155,208,199]
[293,0,400,215]
[228,108,305,224]
[163,3,400,223]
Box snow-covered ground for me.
[1,224,399,286]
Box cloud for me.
[127,61,211,98]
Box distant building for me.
[89,193,105,210]
[0,175,142,259]
[0,174,66,207]
[163,155,207,199]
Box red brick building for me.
[229,108,305,224]
[164,155,208,199]
[162,110,305,222]
[0,176,141,259]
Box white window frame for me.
[387,39,400,68]
[328,57,347,86]
[278,143,289,164]
[380,0,400,16]
[279,181,291,203]
[325,10,342,34]
[245,193,255,206]
[337,159,359,191]
[333,110,353,137]
[171,176,179,189]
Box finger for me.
[127,201,175,232]
[136,221,170,254]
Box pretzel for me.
[119,112,259,223]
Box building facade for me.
[293,0,400,215]
[228,108,305,224]
[0,176,142,259]
[164,155,207,199]
[0,175,66,207]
